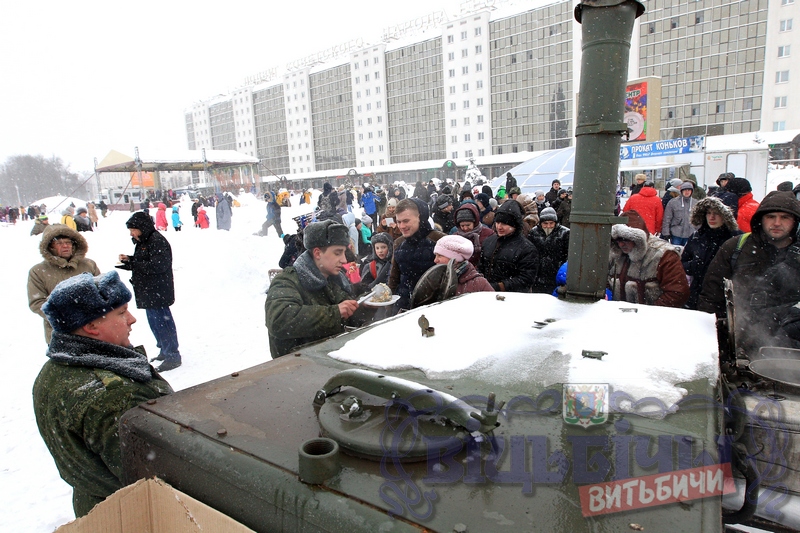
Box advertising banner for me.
[624,81,649,142]
[620,136,705,160]
[130,171,155,188]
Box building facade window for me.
[777,70,790,83]
[775,121,787,130]
[776,95,788,108]
[778,45,791,57]
[780,19,793,31]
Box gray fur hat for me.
[303,220,350,250]
[42,271,132,334]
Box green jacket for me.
[33,333,172,516]
[265,251,354,358]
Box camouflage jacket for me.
[265,251,354,358]
[32,332,172,516]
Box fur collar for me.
[293,251,350,292]
[47,332,154,382]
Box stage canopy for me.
[96,149,258,173]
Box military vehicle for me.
[119,0,799,531]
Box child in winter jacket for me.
[171,205,182,231]
[197,206,210,229]
[155,203,168,231]
[360,232,393,289]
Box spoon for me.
[357,284,390,305]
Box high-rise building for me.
[184,0,796,176]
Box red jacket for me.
[736,193,759,233]
[155,203,168,231]
[623,187,663,235]
[197,208,210,229]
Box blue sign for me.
[620,136,705,160]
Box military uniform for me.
[33,333,172,516]
[265,252,355,358]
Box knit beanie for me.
[669,178,683,188]
[387,198,399,207]
[475,193,490,207]
[437,194,454,209]
[434,235,474,263]
[361,214,373,226]
[303,220,350,250]
[42,271,132,334]
[489,198,498,209]
[727,177,752,196]
[456,207,477,224]
[126,211,155,231]
[539,207,558,223]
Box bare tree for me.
[0,155,87,205]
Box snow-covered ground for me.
[0,193,319,532]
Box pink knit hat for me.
[434,235,474,263]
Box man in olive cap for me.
[33,271,173,517]
[265,220,362,358]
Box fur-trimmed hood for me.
[39,224,90,268]
[690,196,738,231]
[610,224,649,262]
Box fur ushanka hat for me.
[42,271,132,334]
[303,220,350,250]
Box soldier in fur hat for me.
[33,271,173,517]
[265,220,365,357]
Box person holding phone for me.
[375,198,402,242]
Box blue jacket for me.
[361,191,378,215]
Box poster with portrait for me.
[624,81,648,142]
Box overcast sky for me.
[0,0,464,173]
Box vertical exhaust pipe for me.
[565,0,645,301]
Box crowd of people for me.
[18,171,800,521]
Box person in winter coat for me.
[33,271,173,517]
[279,232,305,268]
[260,191,283,237]
[98,200,108,218]
[681,197,741,310]
[171,205,182,231]
[662,182,697,245]
[622,181,664,235]
[73,207,93,232]
[698,192,800,351]
[388,198,446,310]
[376,198,402,242]
[433,235,493,295]
[662,178,682,210]
[413,181,430,202]
[196,205,210,229]
[155,203,169,231]
[453,202,495,266]
[608,210,689,307]
[475,193,495,228]
[527,207,570,294]
[360,232,394,289]
[479,199,539,292]
[87,203,99,227]
[117,212,182,371]
[727,177,760,232]
[216,193,232,231]
[545,179,562,206]
[557,189,572,227]
[60,206,78,230]
[28,225,101,343]
[684,173,706,200]
[630,173,647,195]
[342,212,360,257]
[357,217,373,259]
[711,173,739,219]
[514,193,540,235]
[432,194,456,233]
[266,220,369,357]
[360,186,379,227]
[30,214,49,236]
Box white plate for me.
[363,295,400,307]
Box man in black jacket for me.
[118,212,182,371]
[479,200,538,292]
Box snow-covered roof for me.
[705,130,800,152]
[96,149,258,173]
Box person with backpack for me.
[698,192,800,353]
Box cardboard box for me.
[56,477,254,532]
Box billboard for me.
[130,171,155,188]
[623,77,661,143]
